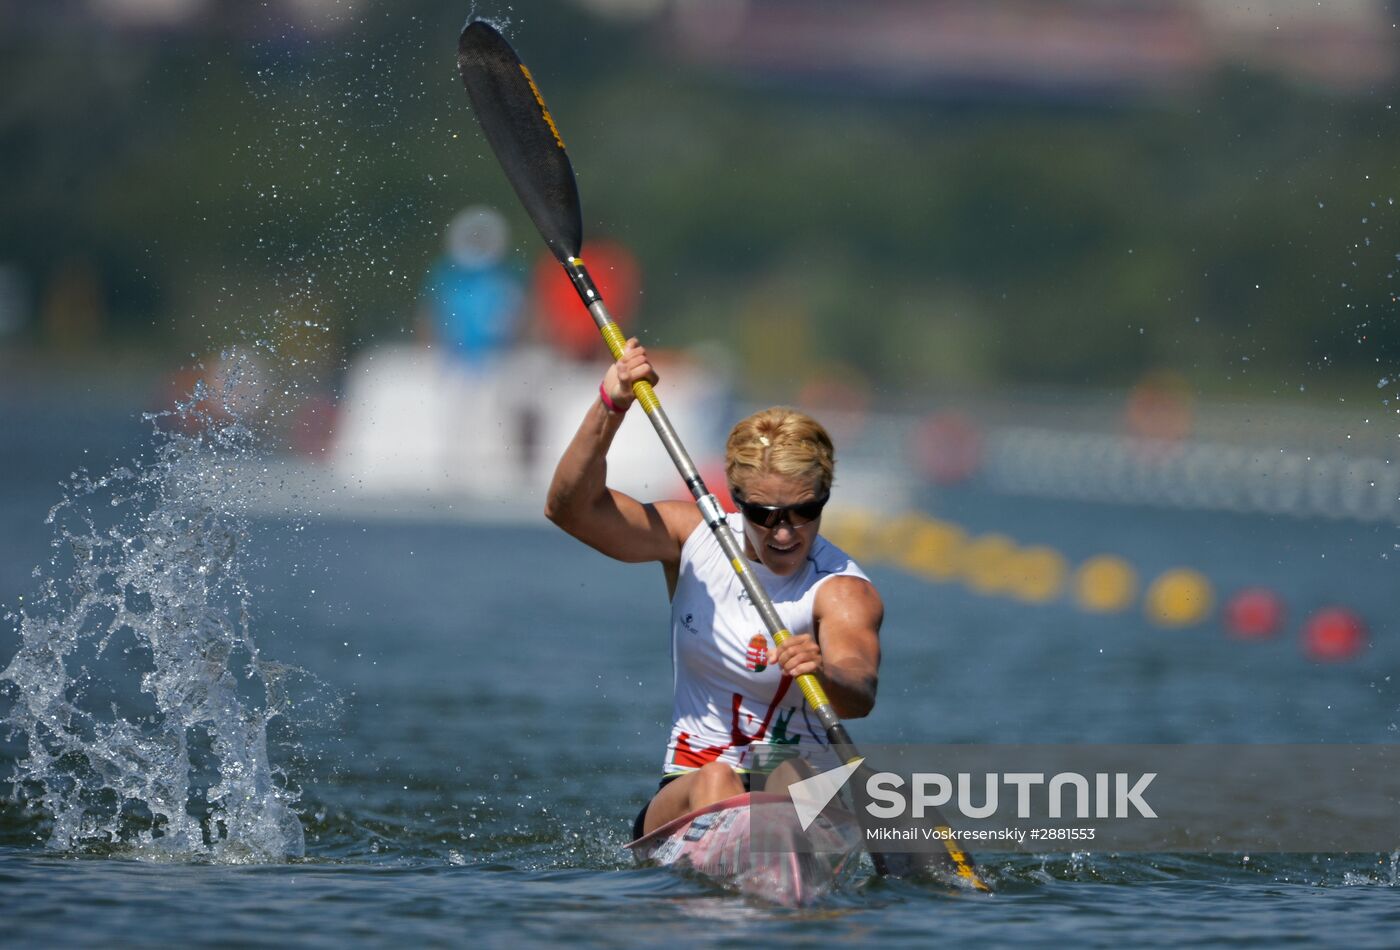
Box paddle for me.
[457,19,989,892]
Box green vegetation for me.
[3,1,1398,399]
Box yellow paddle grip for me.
[599,321,659,414]
[770,627,836,713]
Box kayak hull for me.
[626,792,862,907]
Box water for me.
[2,389,1399,946]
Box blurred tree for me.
[1,0,1397,398]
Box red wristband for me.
[599,381,627,414]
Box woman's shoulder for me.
[810,532,869,582]
[811,539,883,625]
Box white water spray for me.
[1,355,303,861]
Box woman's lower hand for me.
[770,633,822,679]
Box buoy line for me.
[823,508,1367,661]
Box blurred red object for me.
[533,239,640,360]
[1223,587,1284,639]
[912,411,983,485]
[1125,370,1194,450]
[1301,607,1367,662]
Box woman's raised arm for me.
[544,340,699,565]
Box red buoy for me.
[1223,587,1284,639]
[1301,607,1367,662]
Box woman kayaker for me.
[545,340,882,839]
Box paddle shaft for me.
[563,259,847,733]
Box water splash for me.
[1,354,303,862]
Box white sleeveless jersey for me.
[663,512,870,776]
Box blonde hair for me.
[725,407,835,496]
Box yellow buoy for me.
[1073,555,1138,613]
[1009,545,1069,604]
[896,516,967,582]
[963,533,1019,594]
[1145,568,1214,627]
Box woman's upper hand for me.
[602,338,659,412]
[769,633,823,680]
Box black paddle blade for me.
[458,21,583,263]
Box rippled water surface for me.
[3,393,1399,946]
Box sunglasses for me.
[731,490,830,529]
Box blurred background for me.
[4,0,1400,390]
[4,0,1398,650]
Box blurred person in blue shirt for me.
[419,206,523,367]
